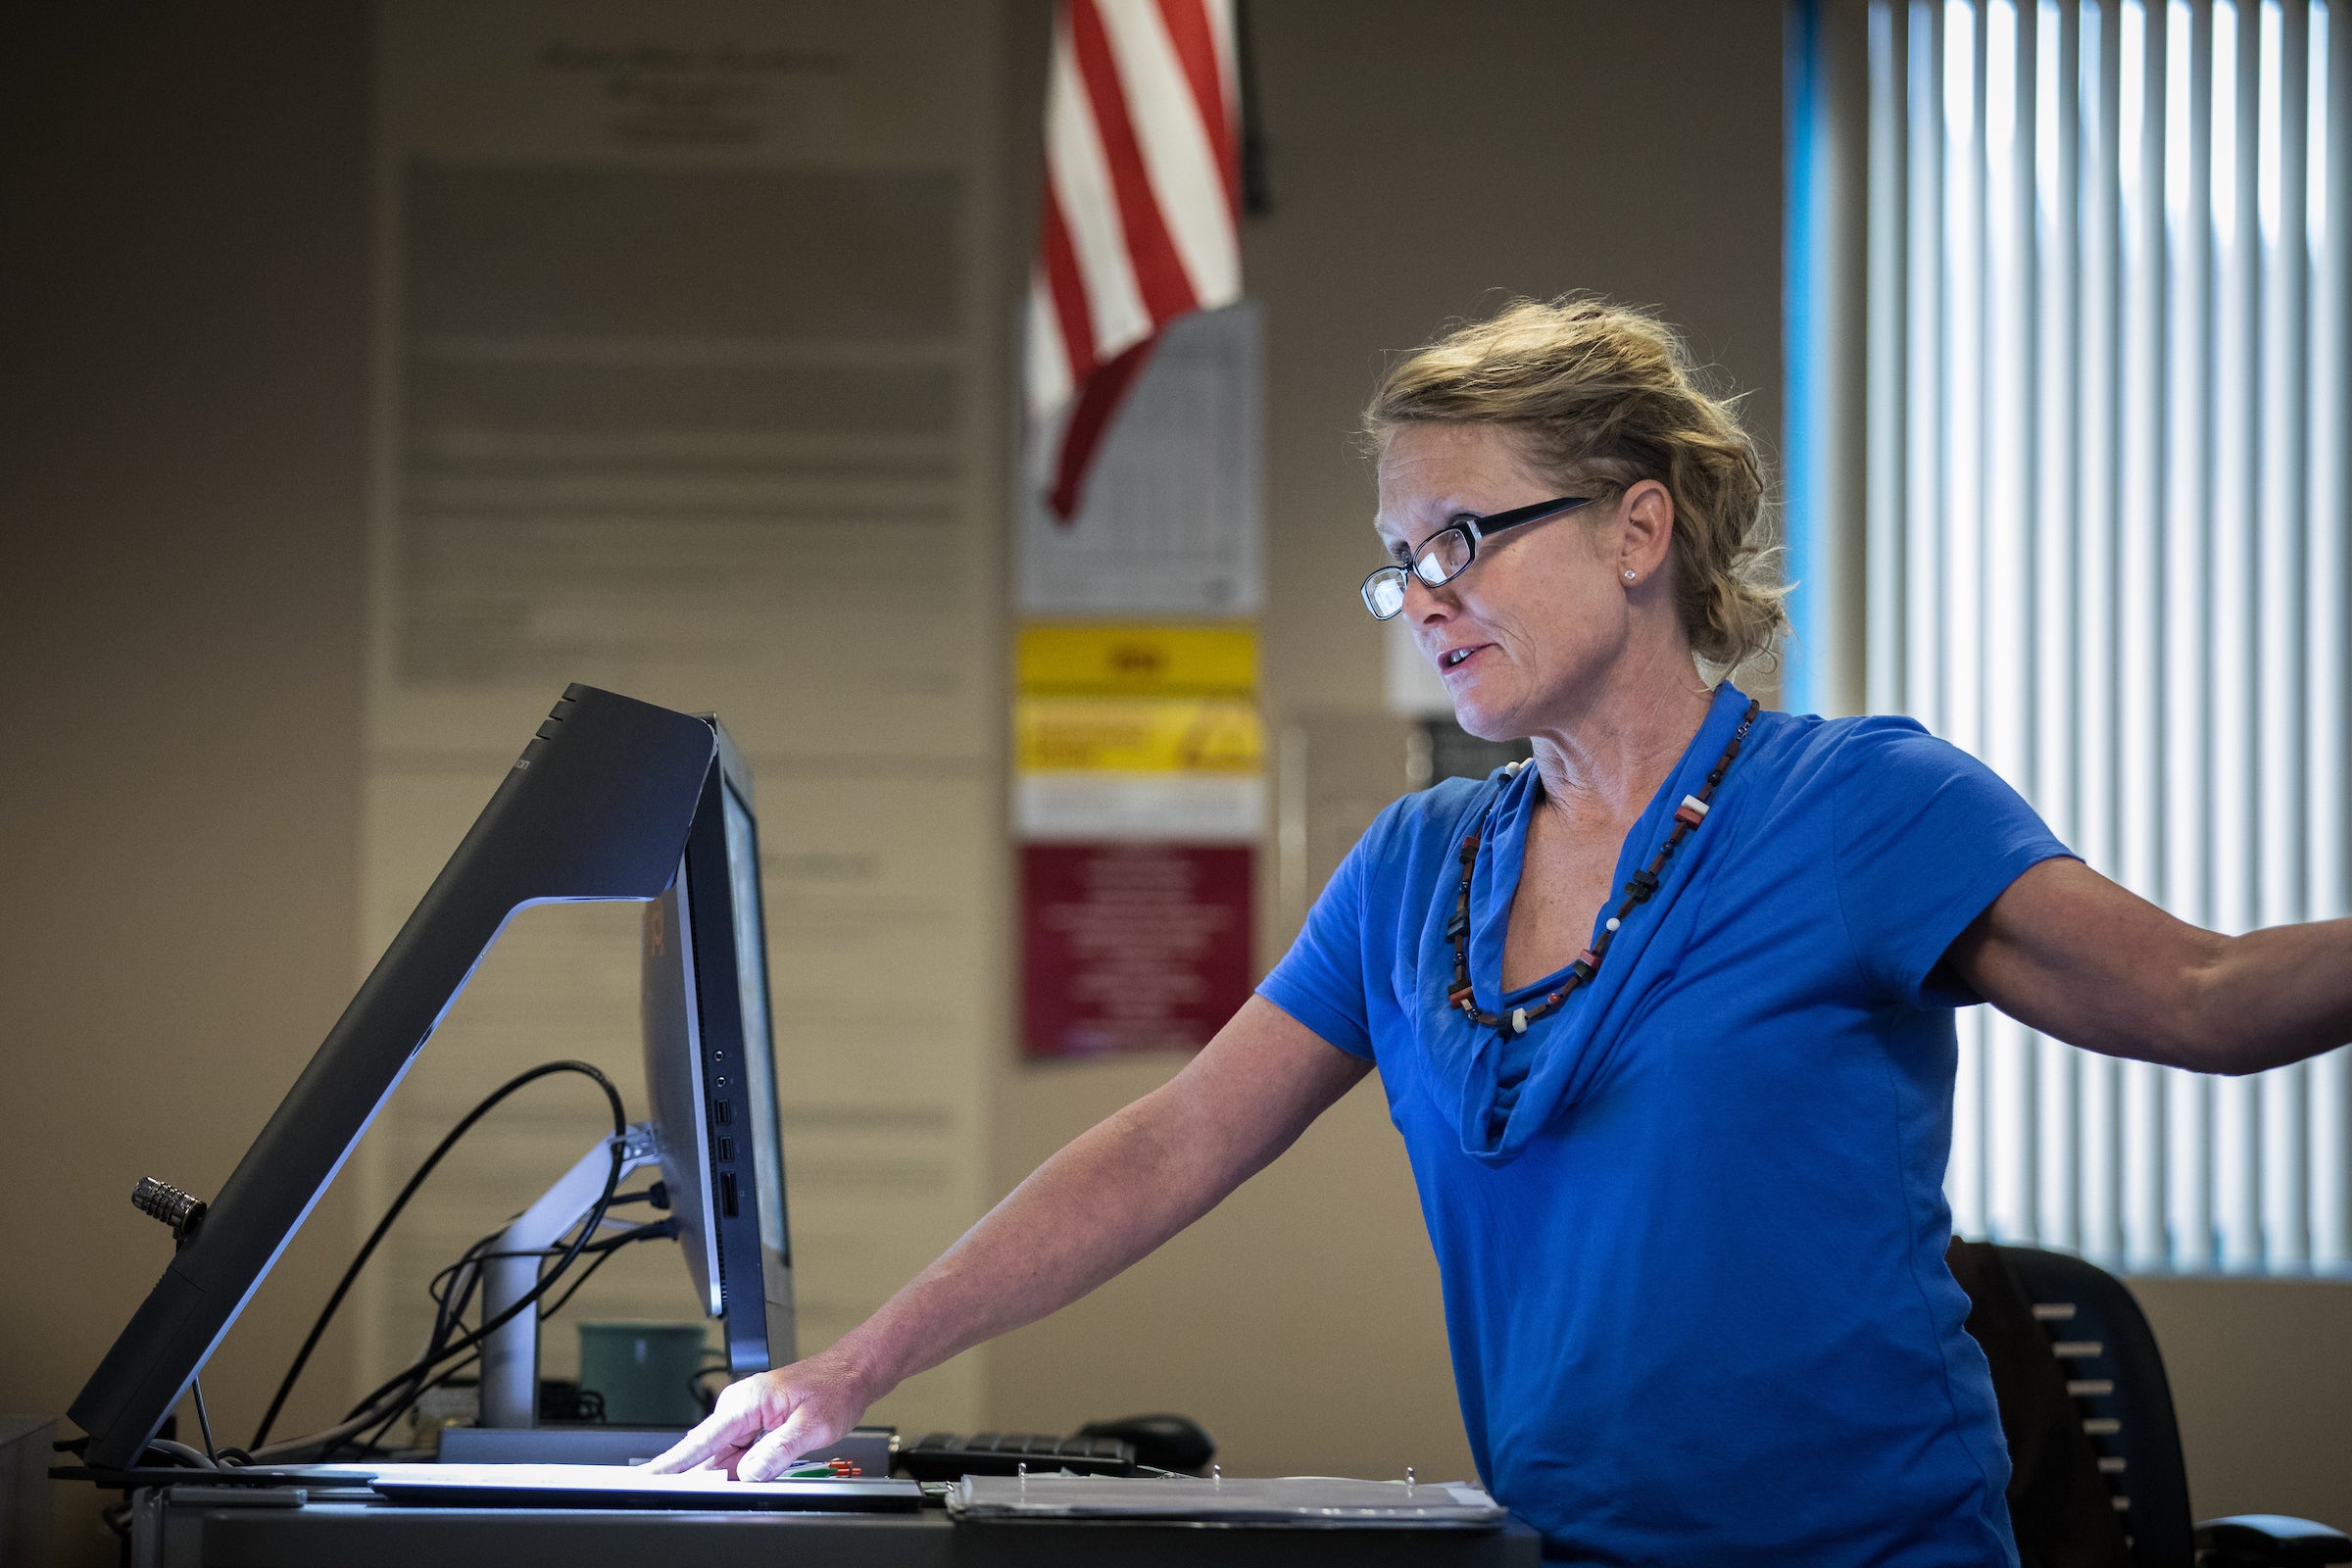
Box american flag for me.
[1027,0,1243,521]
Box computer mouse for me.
[1072,1413,1215,1475]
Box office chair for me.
[1984,1244,2349,1568]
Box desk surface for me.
[140,1490,1544,1568]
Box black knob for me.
[131,1177,208,1245]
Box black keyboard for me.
[899,1431,1137,1481]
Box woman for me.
[652,298,2352,1564]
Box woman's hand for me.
[640,1347,881,1481]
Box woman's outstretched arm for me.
[644,996,1370,1480]
[1950,856,2352,1075]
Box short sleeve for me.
[1832,720,2077,1008]
[1255,807,1396,1059]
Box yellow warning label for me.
[1016,623,1256,697]
[1015,697,1264,773]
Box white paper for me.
[357,0,1002,1439]
[1015,772,1264,841]
[1017,302,1265,616]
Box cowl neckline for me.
[1418,682,1758,1166]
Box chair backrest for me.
[1994,1246,2197,1568]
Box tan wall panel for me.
[2131,1276,2352,1526]
[0,7,372,1560]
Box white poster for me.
[361,0,1002,1435]
[1016,301,1265,617]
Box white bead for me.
[1605,916,1621,932]
[1510,1007,1528,1035]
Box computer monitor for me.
[68,685,789,1471]
[640,721,795,1376]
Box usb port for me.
[719,1172,739,1218]
[714,1101,732,1125]
[715,1137,734,1162]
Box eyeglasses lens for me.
[1363,571,1407,619]
[1414,528,1472,585]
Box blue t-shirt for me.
[1259,683,2072,1566]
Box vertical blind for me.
[1808,0,2352,1272]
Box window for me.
[1789,0,2350,1272]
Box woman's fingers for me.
[734,1403,833,1482]
[635,1356,870,1482]
[640,1380,771,1473]
[641,1414,744,1474]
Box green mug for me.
[577,1322,720,1427]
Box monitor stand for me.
[478,1123,664,1430]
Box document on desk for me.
[361,1462,923,1512]
[947,1474,1507,1528]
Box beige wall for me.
[0,6,373,1559]
[2132,1277,2352,1526]
[2,6,2345,1565]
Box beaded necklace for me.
[1445,697,1761,1040]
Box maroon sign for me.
[1020,842,1254,1056]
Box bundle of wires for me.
[224,1060,671,1464]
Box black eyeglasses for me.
[1359,496,1595,620]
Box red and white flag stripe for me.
[1028,0,1242,519]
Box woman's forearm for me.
[826,1085,1233,1402]
[2187,914,2352,1075]
[1955,859,2352,1078]
[821,998,1367,1403]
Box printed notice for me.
[1013,625,1260,1056]
[1016,303,1264,618]
[361,0,1002,1437]
[1021,842,1254,1057]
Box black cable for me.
[416,1232,503,1381]
[189,1378,218,1463]
[423,1235,492,1318]
[340,1217,652,1443]
[352,1351,480,1459]
[425,1245,495,1317]
[343,1240,493,1435]
[271,1126,660,1461]
[140,1439,216,1471]
[251,1060,626,1450]
[340,1182,669,1451]
[535,1222,662,1321]
[348,1217,674,1455]
[599,1183,666,1209]
[421,1213,673,1304]
[330,1143,642,1437]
